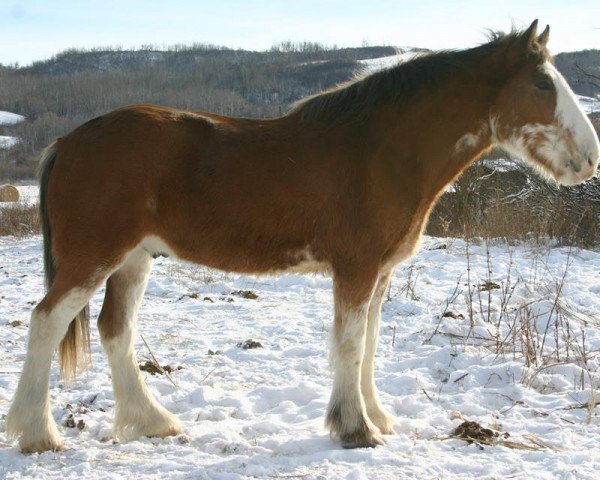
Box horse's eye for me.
[535,78,553,91]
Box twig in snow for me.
[416,377,432,401]
[201,367,218,383]
[428,274,462,341]
[140,334,178,388]
[421,388,432,401]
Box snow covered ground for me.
[577,95,600,114]
[358,49,426,74]
[1,226,599,478]
[0,112,24,126]
[6,186,38,206]
[0,111,24,151]
[0,136,19,150]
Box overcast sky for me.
[1,1,599,65]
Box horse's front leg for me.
[361,270,397,434]
[326,268,384,448]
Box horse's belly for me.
[140,235,330,276]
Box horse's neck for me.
[380,83,495,204]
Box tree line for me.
[0,43,395,179]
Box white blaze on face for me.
[544,61,600,184]
[497,61,600,186]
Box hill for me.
[555,49,600,98]
[0,44,396,179]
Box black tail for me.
[38,142,91,381]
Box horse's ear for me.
[522,19,539,47]
[506,20,539,68]
[537,25,550,47]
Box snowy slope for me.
[0,112,24,126]
[1,234,599,479]
[0,111,24,151]
[358,49,426,74]
[577,95,600,114]
[0,136,19,149]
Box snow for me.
[12,186,38,206]
[358,49,426,73]
[576,95,600,114]
[0,111,24,126]
[1,225,599,478]
[359,54,402,73]
[0,136,19,150]
[0,111,24,150]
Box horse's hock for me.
[0,185,19,202]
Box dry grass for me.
[425,241,600,423]
[428,160,600,248]
[0,204,40,236]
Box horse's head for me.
[490,20,599,186]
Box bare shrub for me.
[429,242,599,419]
[0,205,40,236]
[428,158,600,248]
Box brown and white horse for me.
[6,21,599,452]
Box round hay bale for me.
[0,184,20,202]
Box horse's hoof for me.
[368,410,397,435]
[340,430,386,449]
[150,421,182,439]
[20,435,65,454]
[115,408,182,442]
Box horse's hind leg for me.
[6,274,101,453]
[361,271,397,434]
[98,247,181,442]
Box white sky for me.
[0,1,599,66]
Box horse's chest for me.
[383,225,425,270]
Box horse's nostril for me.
[589,156,594,167]
[568,159,582,173]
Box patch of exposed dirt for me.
[63,403,88,430]
[450,420,552,451]
[442,311,464,320]
[237,339,263,350]
[453,421,505,444]
[139,360,183,375]
[231,290,259,300]
[478,281,501,292]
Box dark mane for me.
[289,29,550,125]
